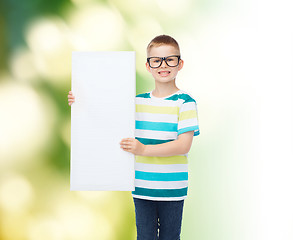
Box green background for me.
[0,0,293,239]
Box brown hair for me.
[147,35,180,56]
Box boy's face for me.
[146,45,184,84]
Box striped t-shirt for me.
[132,89,200,201]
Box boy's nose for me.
[161,59,168,67]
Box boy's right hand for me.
[68,91,75,106]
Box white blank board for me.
[70,51,135,191]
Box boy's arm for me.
[120,131,194,157]
[142,131,194,157]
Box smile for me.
[158,71,171,76]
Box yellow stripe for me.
[179,110,197,121]
[136,104,179,115]
[135,155,187,164]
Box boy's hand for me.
[120,138,145,156]
[68,91,75,106]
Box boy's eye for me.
[153,59,161,63]
[167,58,174,62]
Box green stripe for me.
[136,137,174,145]
[132,187,188,197]
[179,110,197,121]
[136,104,179,114]
[135,155,188,164]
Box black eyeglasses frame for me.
[147,55,181,68]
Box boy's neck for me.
[152,81,180,98]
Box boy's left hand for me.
[120,138,145,156]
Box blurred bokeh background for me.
[0,0,292,239]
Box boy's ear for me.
[178,59,184,71]
[145,62,151,73]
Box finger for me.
[124,148,131,153]
[120,145,128,150]
[123,146,131,152]
[121,147,130,152]
[122,144,131,149]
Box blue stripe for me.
[132,187,188,197]
[136,121,178,132]
[136,93,151,98]
[135,171,188,181]
[136,137,174,145]
[178,126,199,135]
[165,93,196,103]
[136,92,196,103]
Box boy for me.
[68,35,200,240]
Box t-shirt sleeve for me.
[177,99,200,136]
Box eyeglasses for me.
[147,55,181,68]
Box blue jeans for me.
[133,197,184,240]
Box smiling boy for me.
[68,35,200,240]
[119,35,200,240]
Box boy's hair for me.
[147,35,180,56]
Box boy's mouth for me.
[158,71,171,76]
